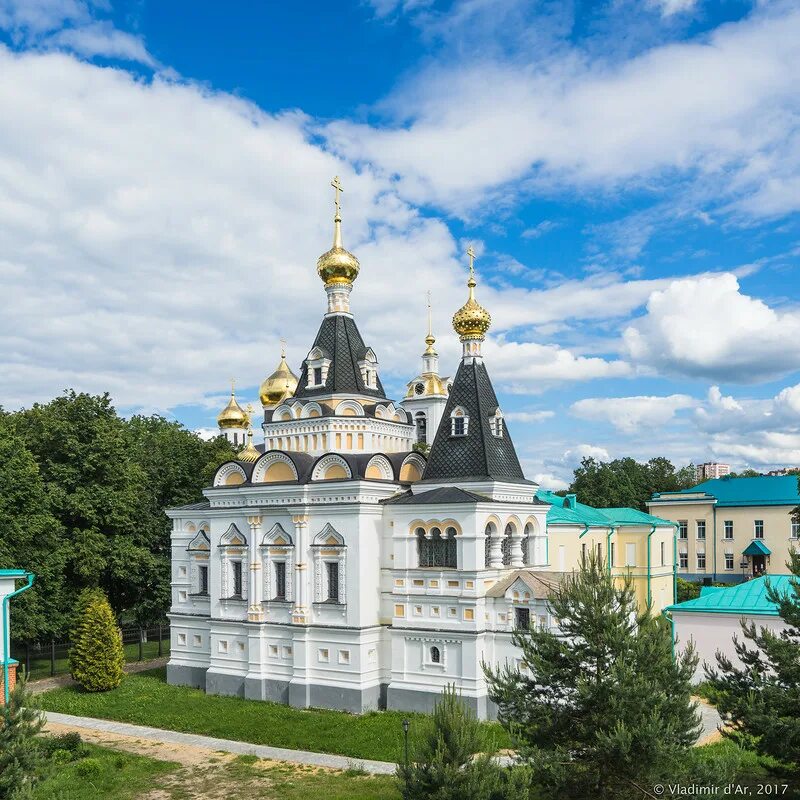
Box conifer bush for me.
[68,591,124,692]
[0,672,45,800]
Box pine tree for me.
[706,550,800,773]
[396,685,530,800]
[68,591,124,692]
[485,553,702,799]
[0,673,45,800]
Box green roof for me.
[652,475,800,507]
[742,539,771,556]
[667,574,797,616]
[0,570,28,578]
[537,491,674,529]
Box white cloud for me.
[324,4,800,220]
[563,444,612,463]
[531,472,569,491]
[570,394,696,433]
[505,410,555,423]
[623,273,800,382]
[48,21,156,66]
[648,0,698,17]
[521,220,560,239]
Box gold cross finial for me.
[426,290,432,336]
[331,175,343,220]
[466,245,476,275]
[230,377,236,396]
[279,337,287,358]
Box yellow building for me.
[538,491,676,612]
[647,475,800,583]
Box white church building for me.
[166,179,675,718]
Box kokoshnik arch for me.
[166,178,675,718]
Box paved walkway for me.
[43,711,397,775]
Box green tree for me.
[0,419,67,640]
[397,685,529,800]
[569,456,695,511]
[485,554,702,799]
[706,550,800,774]
[0,673,45,800]
[68,591,124,692]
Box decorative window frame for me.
[358,348,379,389]
[490,408,504,438]
[365,454,393,481]
[214,462,248,487]
[311,524,346,605]
[400,453,426,481]
[300,402,324,419]
[416,525,458,569]
[260,523,294,602]
[187,532,211,596]
[450,406,468,437]
[312,453,352,481]
[218,524,248,600]
[421,639,447,670]
[305,346,331,388]
[335,399,365,417]
[272,402,296,422]
[252,452,298,484]
[414,411,427,443]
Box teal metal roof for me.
[652,475,800,507]
[742,539,771,556]
[0,570,27,577]
[667,575,797,616]
[538,491,674,528]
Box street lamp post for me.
[402,718,410,778]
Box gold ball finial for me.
[452,245,491,340]
[317,175,360,286]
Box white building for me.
[695,462,730,482]
[167,180,674,718]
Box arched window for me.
[417,526,457,569]
[484,523,495,568]
[450,407,468,436]
[521,523,532,566]
[502,523,514,566]
[415,412,427,443]
[430,646,441,664]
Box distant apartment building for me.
[648,476,800,583]
[766,467,800,476]
[695,462,730,482]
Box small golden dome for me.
[217,384,249,429]
[452,248,491,340]
[317,175,360,286]
[237,429,260,463]
[259,351,299,407]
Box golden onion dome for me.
[452,248,491,340]
[317,175,360,286]
[259,350,299,407]
[237,429,260,463]
[217,384,249,429]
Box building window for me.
[484,523,494,568]
[274,562,286,601]
[697,552,706,570]
[610,542,615,567]
[231,561,243,598]
[792,520,800,539]
[625,543,636,567]
[696,521,706,540]
[325,561,340,603]
[417,526,457,569]
[430,646,441,664]
[597,542,602,562]
[515,607,531,629]
[450,407,468,436]
[724,521,734,540]
[678,521,688,540]
[415,412,427,443]
[725,553,734,570]
[490,410,503,438]
[659,541,665,567]
[754,520,764,539]
[313,366,322,386]
[679,551,688,569]
[581,542,587,562]
[198,565,208,596]
[502,524,514,566]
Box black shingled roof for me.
[383,487,494,504]
[421,359,529,484]
[293,314,388,400]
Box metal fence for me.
[11,622,170,681]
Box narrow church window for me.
[430,646,441,664]
[313,367,322,386]
[325,561,340,602]
[484,523,494,568]
[450,407,468,436]
[198,565,209,596]
[515,607,531,630]
[502,524,514,566]
[274,562,286,601]
[231,560,243,598]
[453,416,465,435]
[490,410,504,437]
[415,412,427,443]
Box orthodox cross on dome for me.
[426,290,432,337]
[279,337,287,358]
[466,245,476,278]
[331,175,343,221]
[230,377,236,395]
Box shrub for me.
[0,673,45,800]
[38,732,83,757]
[74,757,102,777]
[68,591,124,692]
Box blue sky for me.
[0,0,799,487]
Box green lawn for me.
[31,744,400,800]
[38,667,510,763]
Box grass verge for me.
[37,667,510,763]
